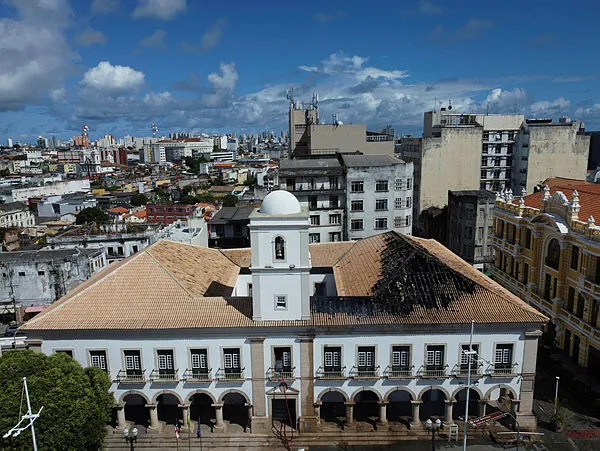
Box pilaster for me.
[298,335,319,433]
[249,337,269,433]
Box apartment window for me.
[310,215,320,225]
[132,245,139,253]
[426,345,444,370]
[329,176,338,189]
[274,236,285,260]
[394,217,403,228]
[90,350,107,371]
[494,344,513,370]
[309,196,317,210]
[576,294,585,319]
[274,347,292,373]
[375,180,389,192]
[392,345,410,370]
[567,287,575,313]
[350,219,363,231]
[329,195,339,208]
[394,198,402,209]
[570,245,580,271]
[18,272,25,276]
[124,350,142,376]
[523,262,529,285]
[157,350,175,375]
[351,200,363,212]
[327,231,341,242]
[546,239,560,270]
[406,197,411,208]
[329,214,341,225]
[375,218,388,230]
[223,348,241,373]
[37,270,45,276]
[357,346,375,371]
[394,179,403,190]
[309,233,321,243]
[460,344,479,372]
[406,215,412,227]
[324,346,341,372]
[375,199,388,211]
[407,178,412,189]
[275,295,287,310]
[351,181,364,192]
[523,229,532,249]
[190,349,208,376]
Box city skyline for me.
[1,0,600,143]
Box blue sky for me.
[1,0,599,144]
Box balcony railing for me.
[116,369,146,383]
[315,366,346,380]
[349,366,380,380]
[215,368,245,381]
[149,369,179,382]
[266,367,296,381]
[183,368,212,382]
[451,364,482,378]
[383,366,414,379]
[487,363,518,377]
[419,365,448,378]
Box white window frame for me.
[274,295,287,310]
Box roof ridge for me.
[146,243,204,298]
[320,240,357,266]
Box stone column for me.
[411,400,422,428]
[116,403,126,429]
[344,402,355,428]
[517,330,542,431]
[445,399,455,424]
[377,402,389,430]
[212,403,225,432]
[478,399,488,417]
[298,335,319,432]
[179,404,189,430]
[249,337,269,433]
[146,404,159,430]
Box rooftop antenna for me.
[448,99,453,110]
[151,122,158,139]
[3,377,43,451]
[81,124,89,138]
[285,88,296,109]
[311,92,319,110]
[486,102,490,115]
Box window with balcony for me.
[90,350,107,371]
[355,346,376,377]
[375,180,389,192]
[351,181,364,192]
[459,344,479,375]
[329,195,339,208]
[425,345,445,376]
[375,218,388,230]
[190,349,209,379]
[223,348,241,375]
[390,345,411,377]
[329,214,341,225]
[351,200,363,211]
[350,219,363,231]
[546,239,560,270]
[310,215,320,225]
[124,350,142,377]
[157,350,175,378]
[324,346,342,376]
[375,199,388,211]
[570,245,580,271]
[309,196,317,210]
[329,176,338,189]
[493,344,514,374]
[272,347,292,380]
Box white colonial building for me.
[21,191,546,440]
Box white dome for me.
[259,190,301,215]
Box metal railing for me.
[451,364,481,378]
[383,366,414,379]
[215,368,245,381]
[315,366,346,380]
[487,363,518,376]
[116,369,146,383]
[419,365,448,378]
[149,369,179,382]
[182,368,212,382]
[349,366,380,379]
[266,367,296,381]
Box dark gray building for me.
[208,207,253,248]
[447,190,496,272]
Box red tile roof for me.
[523,180,600,221]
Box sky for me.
[1,0,600,144]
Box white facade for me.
[8,179,91,202]
[0,203,35,228]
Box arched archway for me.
[420,389,446,420]
[222,391,249,431]
[189,392,215,426]
[319,390,347,423]
[453,388,481,420]
[156,393,182,425]
[485,385,517,415]
[353,389,380,421]
[386,389,413,422]
[123,392,150,427]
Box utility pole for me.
[3,377,43,451]
[463,320,475,451]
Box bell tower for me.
[249,190,311,321]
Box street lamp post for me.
[554,376,560,415]
[425,418,442,450]
[123,427,138,451]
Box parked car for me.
[3,323,22,337]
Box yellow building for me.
[492,178,600,375]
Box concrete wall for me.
[308,124,394,156]
[10,179,91,202]
[419,127,482,213]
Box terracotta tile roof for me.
[107,206,129,214]
[133,210,147,218]
[22,234,546,332]
[523,182,600,221]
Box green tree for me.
[220,194,238,207]
[130,193,149,207]
[0,351,113,450]
[76,207,109,225]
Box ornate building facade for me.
[492,179,600,375]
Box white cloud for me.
[143,91,173,107]
[203,62,238,107]
[484,88,529,113]
[419,1,442,15]
[0,0,75,110]
[132,0,186,20]
[139,29,167,49]
[530,97,570,115]
[49,87,66,103]
[75,29,106,46]
[91,0,120,14]
[81,61,145,92]
[202,19,226,52]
